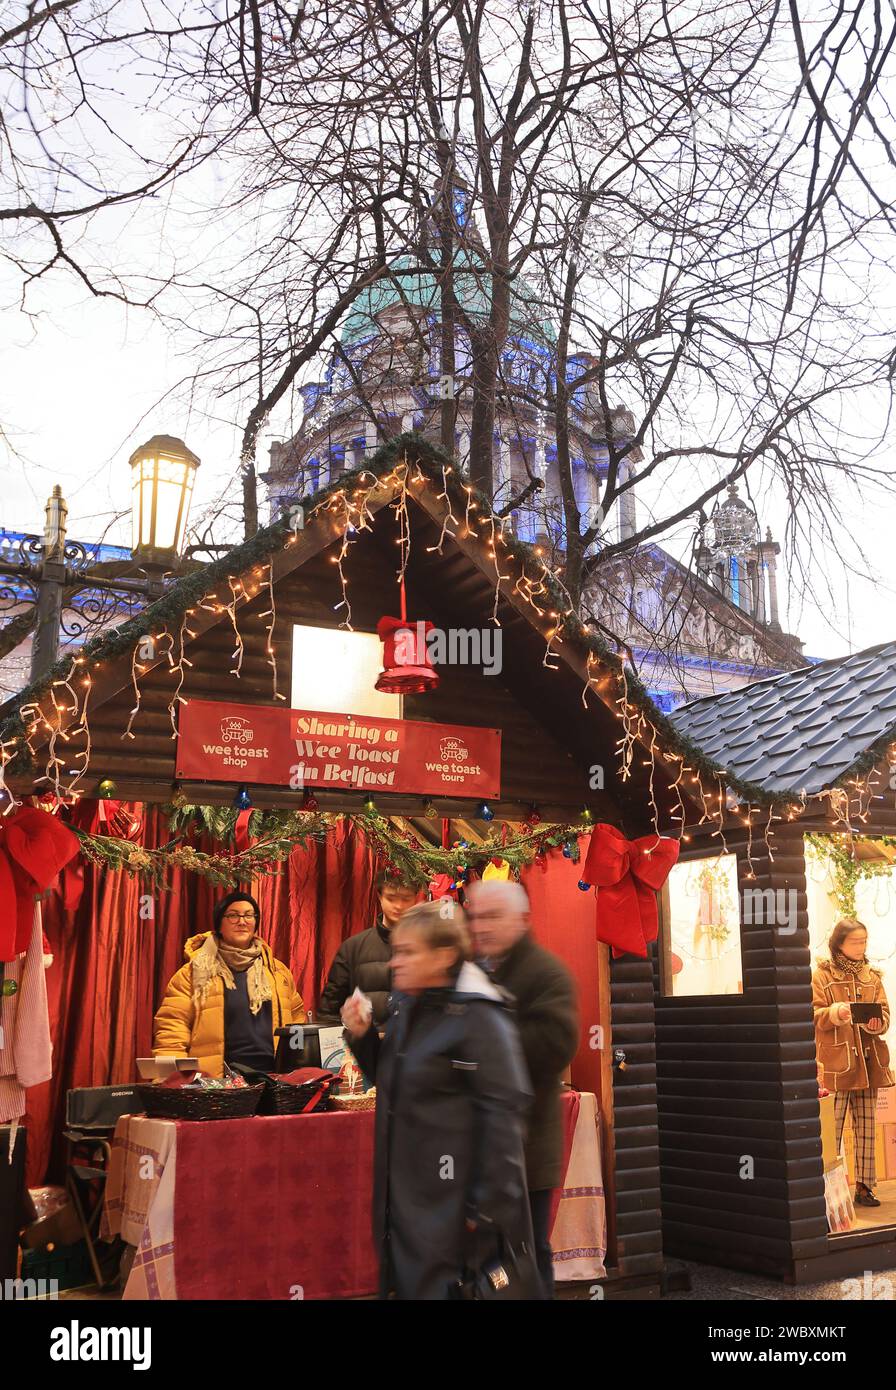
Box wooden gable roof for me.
[0,436,750,831]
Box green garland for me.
[806,834,896,916]
[0,432,849,812]
[73,801,589,891]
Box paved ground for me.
[45,1256,896,1301]
[665,1260,896,1301]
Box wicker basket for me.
[136,1082,264,1122]
[329,1091,376,1113]
[258,1075,335,1116]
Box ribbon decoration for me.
[0,806,80,962]
[427,872,459,902]
[580,822,680,959]
[61,797,142,915]
[234,809,253,855]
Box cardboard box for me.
[882,1123,896,1179]
[820,1094,839,1171]
[876,1088,896,1125]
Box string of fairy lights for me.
[1,451,896,875]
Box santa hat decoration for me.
[375,577,439,696]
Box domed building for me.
[263,231,804,706]
[264,231,639,550]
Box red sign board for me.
[175,700,501,798]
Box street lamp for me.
[129,435,200,571]
[0,434,201,685]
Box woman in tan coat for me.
[812,918,894,1206]
[153,892,306,1076]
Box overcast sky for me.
[3,1,895,667]
[2,263,895,664]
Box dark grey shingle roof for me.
[670,639,896,794]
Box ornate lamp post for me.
[0,435,200,685]
[129,435,200,572]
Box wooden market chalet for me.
[4,434,896,1291]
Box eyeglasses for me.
[222,911,257,923]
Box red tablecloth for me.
[104,1091,605,1298]
[173,1110,377,1300]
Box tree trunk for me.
[242,456,259,539]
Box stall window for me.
[291,625,401,718]
[660,852,744,996]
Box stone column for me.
[766,552,780,628]
[534,421,547,480]
[618,459,637,541]
[494,433,511,500]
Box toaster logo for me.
[439,736,468,763]
[221,716,254,744]
[201,715,269,769]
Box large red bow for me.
[581,823,680,959]
[0,806,80,962]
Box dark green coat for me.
[489,933,579,1191]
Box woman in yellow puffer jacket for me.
[153,892,306,1077]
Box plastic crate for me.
[20,1239,94,1292]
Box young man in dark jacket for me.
[317,874,419,1025]
[465,877,579,1296]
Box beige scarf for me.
[191,933,272,1015]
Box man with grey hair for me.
[465,877,579,1296]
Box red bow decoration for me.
[0,806,80,962]
[580,823,680,959]
[428,872,460,902]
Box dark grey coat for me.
[488,933,579,1191]
[349,961,535,1300]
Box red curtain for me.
[26,811,379,1186]
[255,819,379,1017]
[26,813,598,1186]
[27,807,219,1185]
[521,834,602,1100]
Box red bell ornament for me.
[374,578,439,696]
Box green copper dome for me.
[340,250,556,347]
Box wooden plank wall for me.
[609,953,664,1284]
[652,824,829,1278]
